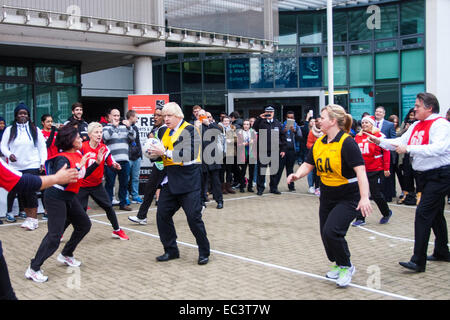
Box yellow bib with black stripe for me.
[313,132,353,187]
[161,121,201,166]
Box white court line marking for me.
[90,217,416,300]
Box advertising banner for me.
[128,94,169,193]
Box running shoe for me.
[57,253,81,267]
[112,229,130,240]
[18,211,27,219]
[131,197,143,204]
[314,188,321,196]
[308,187,315,194]
[25,266,48,283]
[336,265,355,288]
[379,210,393,224]
[352,219,366,227]
[6,213,16,223]
[326,265,340,280]
[128,216,147,225]
[21,217,36,231]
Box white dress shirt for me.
[379,114,450,171]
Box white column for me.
[426,0,450,116]
[326,0,334,105]
[134,56,153,95]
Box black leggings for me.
[137,168,165,220]
[0,241,17,300]
[356,171,390,221]
[77,184,119,230]
[30,193,91,271]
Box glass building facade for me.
[153,0,425,122]
[0,58,81,125]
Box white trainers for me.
[336,265,356,287]
[308,187,315,194]
[21,217,37,231]
[57,253,81,267]
[25,266,48,283]
[112,197,120,205]
[128,216,147,225]
[326,265,341,280]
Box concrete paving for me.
[1,170,449,301]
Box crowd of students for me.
[0,94,448,293]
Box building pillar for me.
[134,56,153,95]
[426,0,450,116]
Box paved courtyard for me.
[1,171,449,301]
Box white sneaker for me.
[308,187,315,194]
[128,216,147,225]
[336,265,355,287]
[112,197,120,205]
[326,265,340,280]
[57,253,81,267]
[25,266,48,283]
[21,218,36,231]
[32,218,39,230]
[314,188,321,196]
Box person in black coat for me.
[149,102,210,265]
[252,105,286,195]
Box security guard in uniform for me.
[149,102,210,265]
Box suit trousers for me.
[156,184,210,257]
[411,165,450,268]
[356,171,390,221]
[257,155,283,192]
[202,168,223,204]
[278,149,296,190]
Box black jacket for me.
[253,117,286,154]
[129,124,143,160]
[201,122,223,171]
[64,116,89,141]
[157,122,202,195]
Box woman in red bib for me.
[26,125,99,283]
[352,116,393,226]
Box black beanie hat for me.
[14,102,30,117]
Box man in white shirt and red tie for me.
[369,93,450,272]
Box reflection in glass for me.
[299,12,323,44]
[0,83,33,124]
[250,57,274,89]
[182,61,202,91]
[322,11,347,43]
[275,58,297,88]
[165,63,181,92]
[401,0,425,35]
[279,14,297,45]
[35,85,79,124]
[375,5,398,39]
[350,54,373,86]
[204,60,225,91]
[323,56,347,87]
[226,59,250,90]
[299,57,322,88]
[349,9,372,41]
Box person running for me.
[352,115,393,226]
[77,122,129,240]
[287,104,372,288]
[26,125,98,283]
[0,157,78,299]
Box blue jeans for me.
[105,161,130,207]
[128,158,142,198]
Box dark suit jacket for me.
[157,121,202,195]
[380,120,396,139]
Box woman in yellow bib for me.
[288,104,372,287]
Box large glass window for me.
[375,5,398,39]
[375,85,399,117]
[299,57,322,88]
[182,61,202,91]
[401,0,425,35]
[322,11,347,43]
[0,65,28,78]
[323,56,347,87]
[349,8,372,41]
[401,49,424,82]
[203,59,225,91]
[275,57,297,88]
[226,59,250,90]
[204,91,226,120]
[35,85,78,124]
[35,64,78,84]
[279,14,297,45]
[298,12,323,44]
[350,54,373,86]
[250,57,274,89]
[375,51,399,83]
[401,83,425,120]
[152,65,163,94]
[0,83,33,124]
[349,87,374,120]
[164,63,181,93]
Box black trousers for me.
[257,154,283,192]
[77,184,119,230]
[278,149,296,190]
[239,162,255,188]
[202,168,223,204]
[410,165,450,268]
[356,171,390,221]
[319,190,359,267]
[0,241,17,300]
[156,184,210,258]
[30,194,91,271]
[137,167,165,219]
